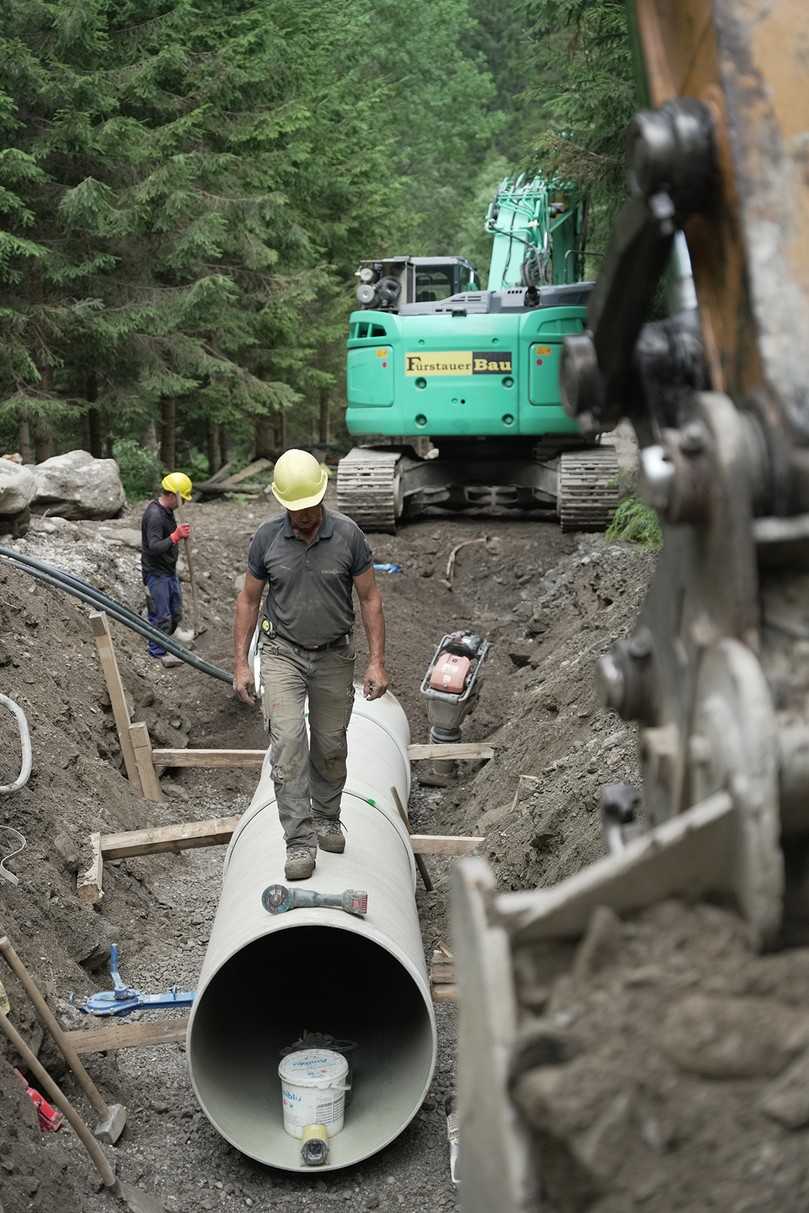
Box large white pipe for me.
[187,689,437,1171]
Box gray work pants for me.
[259,636,356,850]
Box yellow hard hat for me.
[271,449,328,511]
[161,471,193,501]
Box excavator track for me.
[557,445,620,533]
[336,448,403,534]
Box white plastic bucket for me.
[278,1049,350,1139]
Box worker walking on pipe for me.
[140,472,193,669]
[232,449,389,881]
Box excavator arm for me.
[485,176,585,291]
[452,3,809,1209]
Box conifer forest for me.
[0,0,633,488]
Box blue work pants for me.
[145,574,183,657]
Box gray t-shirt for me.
[247,508,373,648]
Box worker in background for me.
[232,448,389,881]
[141,472,193,669]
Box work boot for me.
[160,653,183,669]
[316,819,346,854]
[285,846,316,881]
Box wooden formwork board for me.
[77,816,484,903]
[151,741,494,769]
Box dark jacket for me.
[141,500,178,579]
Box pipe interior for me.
[189,925,435,1170]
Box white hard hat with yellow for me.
[271,449,328,511]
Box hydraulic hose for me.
[0,547,232,685]
[0,693,32,794]
[3,546,158,633]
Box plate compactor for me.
[420,632,489,786]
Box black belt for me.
[276,633,351,653]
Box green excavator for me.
[336,175,621,532]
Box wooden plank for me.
[195,461,233,493]
[100,815,241,860]
[150,742,491,769]
[211,458,272,492]
[129,721,162,801]
[64,1018,189,1055]
[432,984,457,1003]
[410,835,484,856]
[406,742,494,762]
[152,748,265,769]
[430,960,455,983]
[391,786,433,893]
[96,816,481,861]
[76,832,103,905]
[189,483,262,498]
[90,612,141,793]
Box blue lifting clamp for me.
[82,944,196,1017]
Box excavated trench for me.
[8,487,797,1213]
[0,494,588,1213]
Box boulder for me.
[0,461,36,536]
[0,460,36,515]
[32,450,125,519]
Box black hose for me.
[0,546,233,685]
[2,547,157,632]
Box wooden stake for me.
[391,786,434,893]
[173,500,197,636]
[77,832,103,905]
[89,612,141,793]
[129,721,162,801]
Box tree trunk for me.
[87,409,104,458]
[160,398,176,469]
[142,420,159,456]
[18,415,34,464]
[85,372,106,458]
[253,415,275,460]
[273,410,287,452]
[33,419,55,463]
[217,422,228,466]
[207,421,222,475]
[318,389,331,446]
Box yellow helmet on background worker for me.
[271,449,328,511]
[161,471,193,501]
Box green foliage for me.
[522,0,636,253]
[606,496,663,549]
[112,438,161,500]
[0,0,637,460]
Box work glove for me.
[170,523,191,543]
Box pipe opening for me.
[189,924,435,1171]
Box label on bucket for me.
[278,1049,349,1138]
[280,1090,343,1128]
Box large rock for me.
[0,459,36,536]
[32,449,125,519]
[0,459,36,514]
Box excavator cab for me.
[354,256,478,311]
